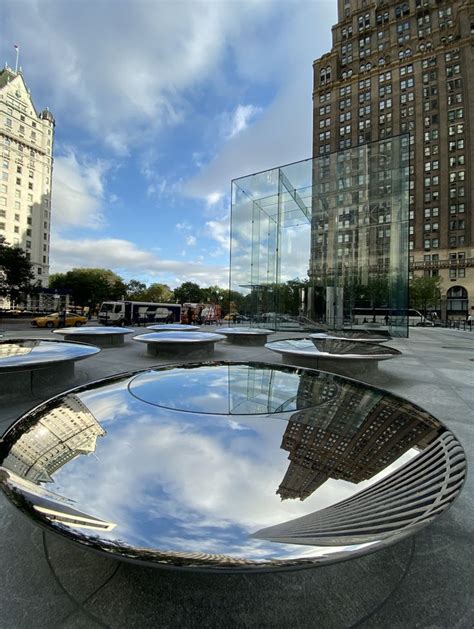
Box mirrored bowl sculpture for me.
[0,339,100,395]
[0,362,465,572]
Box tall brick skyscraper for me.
[313,0,474,317]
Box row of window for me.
[343,2,452,31]
[4,117,40,142]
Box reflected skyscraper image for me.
[3,393,106,483]
[0,340,36,358]
[0,393,116,532]
[278,376,438,500]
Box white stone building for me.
[0,65,55,301]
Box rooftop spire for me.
[13,44,19,74]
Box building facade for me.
[313,0,474,318]
[278,377,437,500]
[0,66,55,295]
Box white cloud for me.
[184,5,336,200]
[185,235,197,246]
[206,216,230,253]
[206,192,224,207]
[176,222,192,231]
[226,104,262,139]
[50,236,228,288]
[2,0,277,154]
[51,150,109,230]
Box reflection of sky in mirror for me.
[134,331,223,344]
[127,364,339,415]
[54,326,134,335]
[0,339,99,367]
[1,364,442,563]
[46,399,368,558]
[267,338,399,358]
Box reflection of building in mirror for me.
[228,365,341,414]
[3,394,105,483]
[0,341,37,358]
[0,469,116,532]
[279,381,439,501]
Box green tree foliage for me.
[126,280,174,303]
[0,240,35,307]
[173,282,203,304]
[125,279,147,299]
[49,268,127,306]
[364,276,390,308]
[410,275,442,314]
[278,280,305,316]
[141,283,174,303]
[200,285,223,304]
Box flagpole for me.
[14,45,19,74]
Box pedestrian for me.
[467,314,472,331]
[384,314,390,325]
[59,308,66,328]
[187,307,194,325]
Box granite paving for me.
[0,322,472,628]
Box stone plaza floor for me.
[0,322,473,628]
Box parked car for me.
[31,312,87,328]
[223,313,238,322]
[235,314,250,323]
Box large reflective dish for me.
[215,327,274,346]
[0,362,465,572]
[310,332,389,344]
[215,327,274,336]
[53,326,135,336]
[266,338,400,361]
[133,331,224,345]
[146,324,199,332]
[0,339,100,371]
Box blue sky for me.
[1,0,336,289]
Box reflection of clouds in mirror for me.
[127,365,336,415]
[0,339,99,368]
[267,338,400,359]
[50,411,357,552]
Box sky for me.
[1,0,337,290]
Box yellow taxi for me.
[223,313,238,321]
[31,312,87,328]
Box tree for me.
[0,241,35,307]
[200,285,224,304]
[173,282,202,304]
[49,268,127,307]
[410,275,442,315]
[364,276,390,309]
[125,279,147,299]
[141,283,174,303]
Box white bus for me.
[351,308,432,327]
[98,301,182,326]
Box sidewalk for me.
[0,326,473,628]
